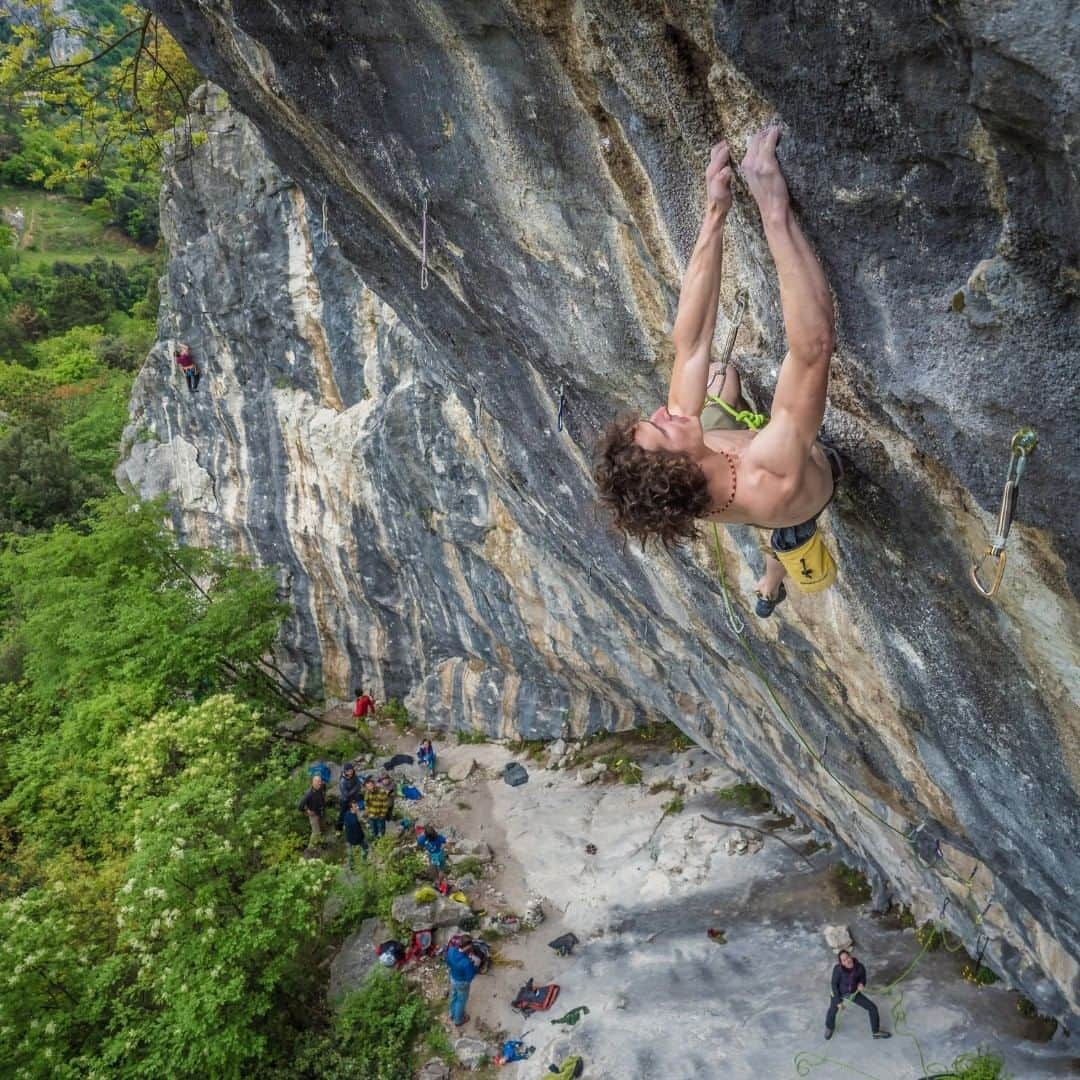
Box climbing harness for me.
[420,196,430,291]
[970,428,1037,599]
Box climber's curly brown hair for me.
[594,413,711,548]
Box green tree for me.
[0,423,89,533]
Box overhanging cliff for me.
[123,1,1078,1024]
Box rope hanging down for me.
[420,196,430,291]
[970,428,1037,598]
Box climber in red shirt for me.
[353,688,375,719]
[595,126,840,618]
[174,343,201,393]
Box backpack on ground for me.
[511,977,560,1016]
[503,761,529,787]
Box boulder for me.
[390,891,471,931]
[824,924,854,951]
[417,1060,451,1080]
[454,1037,493,1070]
[452,838,494,862]
[328,917,384,1002]
[548,738,568,764]
[447,758,477,782]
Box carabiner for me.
[971,547,1007,598]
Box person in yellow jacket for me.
[595,126,839,617]
[362,778,393,839]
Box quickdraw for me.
[970,428,1037,599]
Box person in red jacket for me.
[174,344,200,392]
[353,687,376,719]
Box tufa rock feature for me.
[132,0,1079,1026]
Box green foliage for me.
[962,962,1000,987]
[0,7,200,244]
[661,794,686,816]
[452,855,486,878]
[0,422,88,533]
[0,694,339,1079]
[380,697,409,729]
[326,844,426,937]
[508,737,547,761]
[455,728,488,745]
[32,322,103,380]
[59,367,134,482]
[288,972,440,1080]
[832,862,872,904]
[601,755,642,785]
[715,782,773,811]
[0,495,286,727]
[946,1050,1010,1079]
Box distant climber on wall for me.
[174,344,200,392]
[594,126,840,617]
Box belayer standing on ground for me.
[445,932,482,1027]
[417,738,437,775]
[825,949,891,1041]
[595,126,840,617]
[174,344,200,393]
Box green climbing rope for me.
[704,393,769,430]
[708,525,988,906]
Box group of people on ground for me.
[296,690,439,865]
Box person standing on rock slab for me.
[595,126,840,617]
[824,949,891,1041]
[362,777,391,839]
[297,773,327,854]
[445,932,481,1027]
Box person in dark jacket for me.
[825,950,891,1040]
[338,762,363,829]
[298,774,327,852]
[342,798,368,869]
[445,933,481,1026]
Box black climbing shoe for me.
[873,1031,891,1040]
[824,1028,834,1041]
[755,583,787,619]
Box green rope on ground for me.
[707,528,1001,1077]
[793,925,966,1079]
[704,393,768,430]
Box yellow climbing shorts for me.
[771,525,837,594]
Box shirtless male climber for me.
[595,126,839,617]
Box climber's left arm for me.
[668,142,733,417]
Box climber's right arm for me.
[741,127,834,476]
[668,142,733,418]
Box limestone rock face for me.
[131,3,1078,1022]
